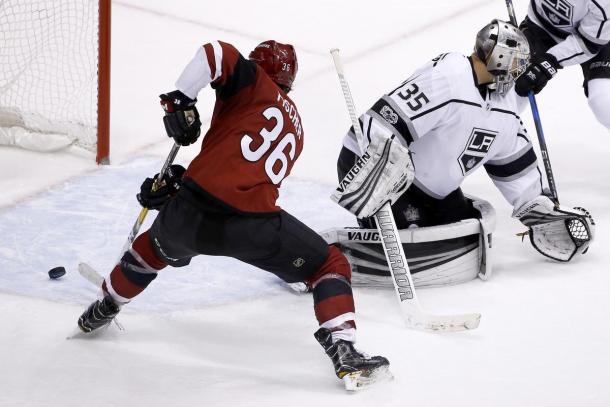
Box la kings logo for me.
[458,128,497,175]
[541,0,573,28]
[380,105,399,125]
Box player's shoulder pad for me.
[387,53,461,115]
[428,52,468,75]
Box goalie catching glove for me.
[514,195,595,262]
[332,135,414,218]
[137,164,186,210]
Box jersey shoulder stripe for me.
[208,41,257,101]
[369,97,416,145]
[411,99,480,121]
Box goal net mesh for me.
[0,0,99,152]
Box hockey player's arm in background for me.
[546,1,610,68]
[516,1,610,96]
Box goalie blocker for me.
[321,196,496,288]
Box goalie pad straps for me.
[514,195,595,262]
[331,135,414,219]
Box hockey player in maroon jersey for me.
[76,40,391,390]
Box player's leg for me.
[582,44,610,130]
[227,209,390,383]
[78,190,200,332]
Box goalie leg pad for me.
[321,197,496,288]
[332,135,414,219]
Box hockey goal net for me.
[0,0,110,164]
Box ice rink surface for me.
[1,0,609,406]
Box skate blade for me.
[66,326,106,340]
[65,320,120,340]
[342,366,394,391]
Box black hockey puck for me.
[48,266,66,280]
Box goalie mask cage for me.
[0,0,111,164]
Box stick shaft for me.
[330,48,422,319]
[117,142,181,260]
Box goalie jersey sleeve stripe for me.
[369,97,416,145]
[484,146,538,181]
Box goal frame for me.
[97,0,111,165]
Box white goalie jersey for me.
[528,0,610,66]
[342,52,543,211]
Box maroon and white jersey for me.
[175,41,304,213]
[527,0,610,66]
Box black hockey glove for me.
[136,164,186,210]
[515,53,561,97]
[159,90,202,146]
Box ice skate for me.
[314,328,393,391]
[77,295,121,334]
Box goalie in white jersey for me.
[515,0,610,130]
[331,20,595,288]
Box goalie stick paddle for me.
[330,48,480,332]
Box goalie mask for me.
[475,19,530,95]
[249,40,298,92]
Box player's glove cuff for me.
[536,53,561,79]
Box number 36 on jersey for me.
[240,93,303,185]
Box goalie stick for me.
[330,49,480,331]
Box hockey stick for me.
[118,141,181,257]
[527,92,559,203]
[330,49,480,331]
[504,0,560,203]
[78,142,181,285]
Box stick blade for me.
[78,262,104,287]
[417,312,481,332]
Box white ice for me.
[1,0,609,406]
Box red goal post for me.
[0,0,111,164]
